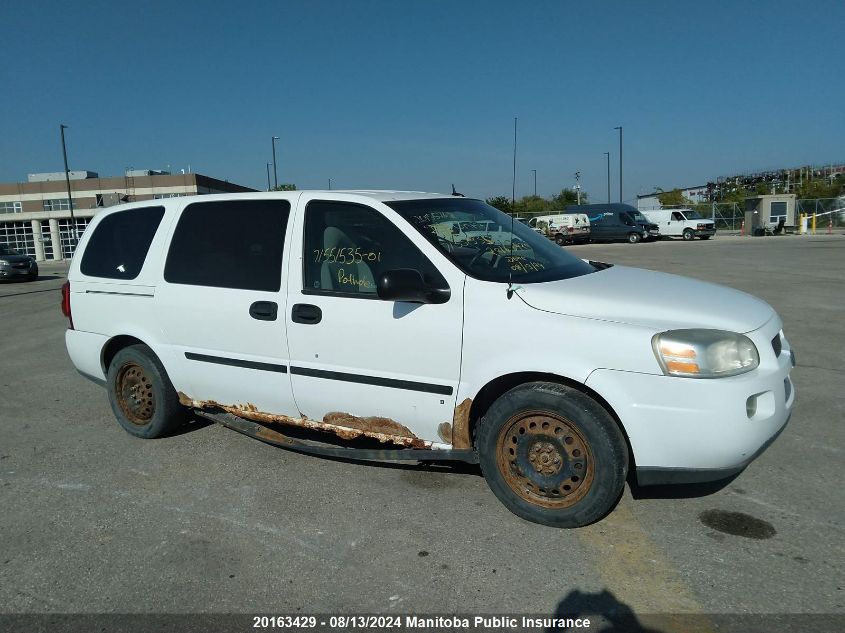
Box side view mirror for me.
[377,269,450,304]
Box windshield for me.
[0,244,20,256]
[630,211,652,224]
[386,198,596,283]
[684,210,704,220]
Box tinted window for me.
[303,200,446,297]
[80,206,164,279]
[165,199,289,291]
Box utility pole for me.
[59,124,79,246]
[512,117,517,205]
[266,163,271,191]
[604,152,611,203]
[531,169,537,196]
[328,178,332,190]
[574,171,582,205]
[271,136,280,189]
[614,126,623,203]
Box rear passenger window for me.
[303,200,446,297]
[80,206,164,279]
[164,199,289,292]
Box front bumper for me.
[0,264,37,279]
[695,228,716,237]
[585,319,794,484]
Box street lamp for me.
[266,163,272,191]
[613,126,623,203]
[328,178,333,190]
[603,152,611,204]
[271,136,280,189]
[531,169,537,196]
[59,124,79,247]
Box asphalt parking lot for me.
[1,235,843,630]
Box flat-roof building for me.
[0,171,255,261]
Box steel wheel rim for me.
[116,362,155,425]
[495,410,594,508]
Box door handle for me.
[291,303,322,325]
[249,301,278,321]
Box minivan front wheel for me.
[682,229,695,241]
[107,344,185,438]
[477,382,628,528]
[627,232,641,244]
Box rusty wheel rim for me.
[116,362,155,425]
[495,411,594,509]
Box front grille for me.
[11,262,29,269]
[772,334,782,357]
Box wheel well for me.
[101,335,147,374]
[467,372,634,466]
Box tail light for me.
[61,281,74,330]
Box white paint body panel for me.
[64,191,794,477]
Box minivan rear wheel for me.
[107,344,185,438]
[476,382,628,528]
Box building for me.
[0,170,255,261]
[636,185,710,211]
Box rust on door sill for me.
[437,422,453,444]
[178,392,428,448]
[451,398,473,449]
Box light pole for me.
[266,163,272,191]
[531,169,536,196]
[613,126,622,203]
[59,124,79,247]
[512,117,517,205]
[603,152,611,203]
[271,136,280,189]
[328,178,332,190]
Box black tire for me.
[476,382,628,528]
[627,232,641,244]
[699,235,711,240]
[555,234,566,246]
[682,229,695,241]
[106,344,186,438]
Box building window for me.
[0,221,36,256]
[769,201,788,223]
[153,193,187,199]
[0,201,22,214]
[58,218,90,258]
[42,199,75,211]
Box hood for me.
[0,254,33,264]
[518,265,774,333]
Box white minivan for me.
[63,191,794,527]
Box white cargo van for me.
[527,213,591,245]
[63,191,794,527]
[643,208,716,240]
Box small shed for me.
[744,194,797,233]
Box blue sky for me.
[2,1,843,202]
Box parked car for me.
[527,213,591,245]
[63,192,794,528]
[643,208,716,240]
[0,244,38,281]
[568,203,660,243]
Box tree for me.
[656,188,692,207]
[551,188,587,208]
[273,184,297,191]
[486,196,513,214]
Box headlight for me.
[652,329,759,378]
[0,260,10,268]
